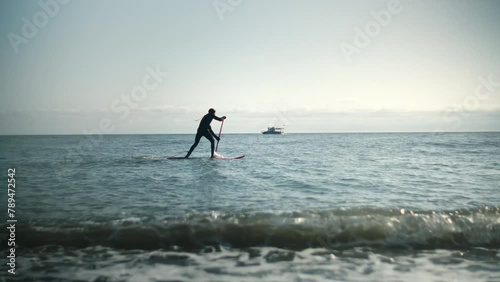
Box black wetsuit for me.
[186,113,223,157]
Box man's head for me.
[208,108,216,114]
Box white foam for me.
[16,246,499,282]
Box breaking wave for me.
[3,206,499,251]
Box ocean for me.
[0,132,499,281]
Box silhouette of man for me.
[185,108,226,158]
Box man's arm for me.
[213,115,226,122]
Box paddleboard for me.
[167,155,245,160]
[218,155,245,160]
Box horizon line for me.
[1,130,500,136]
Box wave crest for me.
[3,206,499,251]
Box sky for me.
[0,0,499,134]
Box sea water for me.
[0,132,499,281]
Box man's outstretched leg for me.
[186,134,202,158]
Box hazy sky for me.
[1,0,499,134]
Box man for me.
[185,108,226,158]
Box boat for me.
[262,127,284,134]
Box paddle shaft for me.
[215,120,224,152]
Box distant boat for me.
[262,127,284,134]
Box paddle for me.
[215,120,224,152]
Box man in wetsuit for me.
[185,108,227,158]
